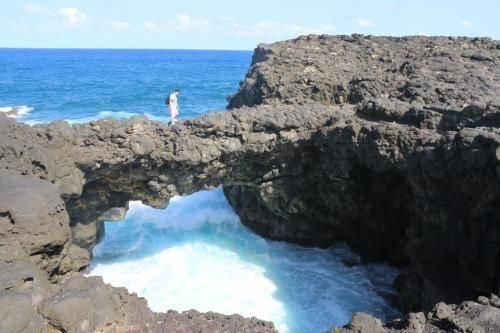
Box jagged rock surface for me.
[332,295,500,333]
[229,35,499,132]
[0,259,275,333]
[226,35,500,312]
[3,109,309,332]
[0,34,499,333]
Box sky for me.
[1,0,499,50]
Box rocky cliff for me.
[226,34,500,312]
[334,295,500,333]
[0,34,499,332]
[0,118,280,332]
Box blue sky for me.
[1,0,499,50]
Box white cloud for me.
[230,21,336,39]
[58,8,88,25]
[142,15,335,40]
[22,5,88,30]
[174,14,211,31]
[250,22,335,37]
[460,20,472,27]
[356,18,375,28]
[142,14,212,33]
[20,6,334,43]
[106,19,132,30]
[144,21,159,31]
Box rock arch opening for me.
[87,187,401,333]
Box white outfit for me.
[169,93,179,122]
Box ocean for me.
[0,49,399,333]
[0,49,250,124]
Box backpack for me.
[165,96,170,105]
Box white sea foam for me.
[19,110,154,125]
[65,110,139,124]
[10,108,171,126]
[24,120,43,126]
[0,105,34,118]
[89,188,399,333]
[126,190,239,231]
[91,242,288,332]
[63,110,171,124]
[90,189,289,331]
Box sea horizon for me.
[0,47,253,52]
[1,1,499,333]
[0,48,253,125]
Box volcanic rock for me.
[0,34,499,333]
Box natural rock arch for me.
[1,34,500,332]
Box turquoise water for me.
[1,49,399,333]
[90,189,399,333]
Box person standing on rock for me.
[166,88,180,124]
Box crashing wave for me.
[0,105,33,118]
[29,110,170,125]
[65,110,141,124]
[89,188,400,333]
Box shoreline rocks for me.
[0,34,499,332]
[333,295,500,333]
[225,34,500,312]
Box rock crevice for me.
[225,35,500,312]
[1,34,499,332]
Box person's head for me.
[174,88,180,96]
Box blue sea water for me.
[1,49,399,333]
[0,48,250,123]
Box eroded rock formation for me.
[1,103,340,332]
[0,34,499,332]
[226,35,500,312]
[0,143,277,332]
[334,295,500,333]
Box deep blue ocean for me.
[0,49,250,123]
[0,49,399,333]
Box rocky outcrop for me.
[333,295,500,333]
[0,173,75,276]
[0,146,277,332]
[226,35,500,312]
[0,34,499,332]
[229,35,499,130]
[0,259,275,333]
[0,102,343,251]
[4,109,320,331]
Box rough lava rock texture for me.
[226,34,500,312]
[0,112,281,332]
[0,34,499,332]
[333,295,500,333]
